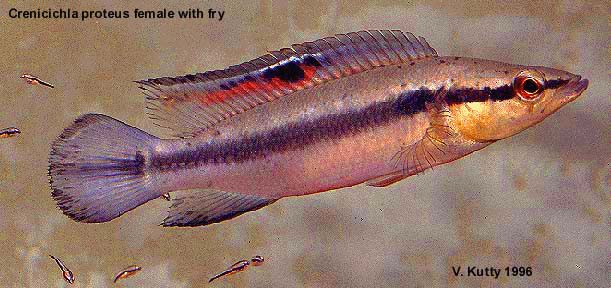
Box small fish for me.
[48,30,588,227]
[113,265,142,283]
[49,255,75,284]
[250,255,264,266]
[161,193,171,201]
[209,256,264,283]
[0,127,20,138]
[21,74,54,88]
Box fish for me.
[161,193,171,201]
[209,256,263,283]
[48,30,589,227]
[250,255,264,266]
[0,127,20,138]
[49,255,75,284]
[209,260,249,283]
[21,74,54,88]
[113,265,142,283]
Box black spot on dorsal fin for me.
[262,61,305,82]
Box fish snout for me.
[555,74,589,103]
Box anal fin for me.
[162,190,277,227]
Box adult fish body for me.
[48,30,588,227]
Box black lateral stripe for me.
[152,84,522,168]
[445,84,514,104]
[545,79,569,89]
[152,88,436,168]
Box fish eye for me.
[522,78,540,94]
[514,72,544,101]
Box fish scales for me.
[153,61,449,197]
[48,30,588,226]
[150,57,529,196]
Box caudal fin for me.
[49,114,161,223]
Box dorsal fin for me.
[136,30,438,138]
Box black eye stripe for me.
[446,84,514,104]
[545,79,570,89]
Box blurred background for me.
[0,0,609,287]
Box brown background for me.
[0,0,609,287]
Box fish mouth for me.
[559,75,589,102]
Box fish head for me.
[449,62,588,142]
[64,270,75,283]
[251,255,264,265]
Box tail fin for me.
[49,114,161,223]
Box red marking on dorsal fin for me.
[136,30,438,138]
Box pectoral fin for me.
[366,173,409,187]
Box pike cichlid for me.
[48,30,588,227]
